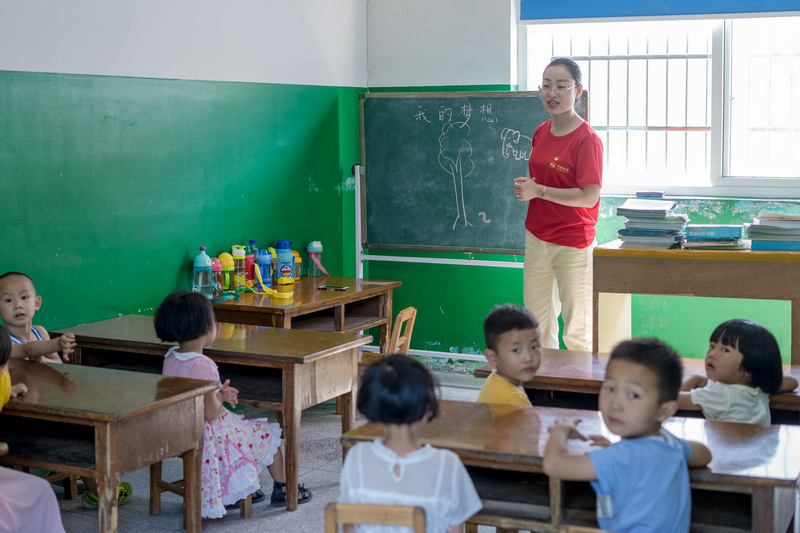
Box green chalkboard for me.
[360,91,555,253]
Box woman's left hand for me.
[513,177,541,201]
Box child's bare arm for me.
[203,379,239,422]
[10,383,27,398]
[10,336,70,361]
[677,391,701,411]
[687,440,712,468]
[543,421,597,481]
[779,374,799,393]
[680,374,707,392]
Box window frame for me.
[519,16,800,199]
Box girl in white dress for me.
[339,354,482,533]
[154,291,311,518]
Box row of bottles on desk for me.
[192,240,323,297]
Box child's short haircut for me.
[710,319,783,393]
[154,291,216,343]
[610,338,682,403]
[0,271,34,287]
[0,325,11,366]
[483,304,539,352]
[358,354,439,424]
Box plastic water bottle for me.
[256,248,272,287]
[245,239,257,285]
[232,245,247,292]
[306,241,326,277]
[218,253,234,291]
[275,240,294,283]
[292,250,302,280]
[192,247,213,298]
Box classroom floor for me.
[54,370,492,533]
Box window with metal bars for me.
[524,16,800,197]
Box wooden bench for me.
[473,348,800,423]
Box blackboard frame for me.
[359,91,588,254]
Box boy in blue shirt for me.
[544,338,712,533]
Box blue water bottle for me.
[256,248,272,287]
[275,239,294,283]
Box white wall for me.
[0,0,367,87]
[366,0,517,87]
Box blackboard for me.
[360,91,585,253]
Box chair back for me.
[324,502,426,532]
[387,306,417,356]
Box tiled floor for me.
[55,370,487,533]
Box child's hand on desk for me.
[220,379,239,407]
[550,419,589,441]
[10,383,27,398]
[58,333,76,362]
[681,374,708,391]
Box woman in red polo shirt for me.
[512,58,603,351]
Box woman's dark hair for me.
[547,57,582,86]
[0,325,11,366]
[710,319,783,393]
[358,354,439,424]
[545,57,583,115]
[610,338,683,403]
[154,290,216,343]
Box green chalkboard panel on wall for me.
[360,91,559,253]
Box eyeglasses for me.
[538,83,577,95]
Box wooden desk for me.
[0,360,215,533]
[473,348,800,421]
[211,276,401,352]
[342,400,800,532]
[55,314,371,511]
[593,243,800,364]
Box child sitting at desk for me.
[544,338,712,533]
[0,272,65,363]
[0,325,65,533]
[678,319,799,424]
[154,290,311,518]
[476,304,541,406]
[339,354,482,533]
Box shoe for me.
[270,480,313,507]
[224,488,266,509]
[81,482,133,509]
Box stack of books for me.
[747,210,800,251]
[683,224,747,250]
[615,198,688,249]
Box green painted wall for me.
[0,71,362,329]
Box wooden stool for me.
[325,502,426,532]
[150,461,253,524]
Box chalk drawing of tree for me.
[438,121,475,229]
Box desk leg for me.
[379,290,393,353]
[751,485,795,533]
[95,421,120,533]
[341,348,358,437]
[282,363,301,512]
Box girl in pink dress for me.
[0,325,66,533]
[153,291,312,519]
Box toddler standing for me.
[154,290,311,518]
[0,272,64,363]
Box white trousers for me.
[523,231,594,351]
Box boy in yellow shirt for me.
[476,304,542,406]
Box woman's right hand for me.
[513,177,538,201]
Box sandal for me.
[81,482,133,509]
[270,480,313,507]
[224,489,266,509]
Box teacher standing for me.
[513,58,603,351]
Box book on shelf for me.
[618,228,683,237]
[751,240,800,251]
[616,198,677,218]
[624,213,689,229]
[682,239,748,250]
[635,191,665,198]
[754,209,800,221]
[685,224,743,241]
